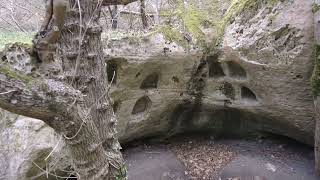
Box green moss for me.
[107,0,278,53]
[0,32,34,50]
[313,3,320,13]
[203,0,279,52]
[218,0,260,37]
[158,25,187,47]
[311,45,320,96]
[268,0,279,6]
[0,65,33,83]
[178,2,206,44]
[156,0,211,49]
[114,165,127,180]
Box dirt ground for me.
[123,134,320,180]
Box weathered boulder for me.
[0,113,70,180]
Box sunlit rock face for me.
[218,0,315,144]
[106,0,315,144]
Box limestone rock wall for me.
[104,34,203,142]
[106,0,315,144]
[216,0,315,144]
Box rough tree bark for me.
[108,5,118,30]
[102,0,137,6]
[0,0,137,179]
[140,0,148,29]
[314,0,320,174]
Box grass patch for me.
[0,31,34,50]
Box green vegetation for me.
[114,165,127,180]
[217,0,278,39]
[311,45,320,96]
[157,0,214,49]
[0,65,33,83]
[158,25,188,47]
[158,0,279,51]
[0,32,33,50]
[313,3,320,13]
[177,1,206,44]
[103,0,279,52]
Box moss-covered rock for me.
[0,65,33,83]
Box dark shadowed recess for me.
[167,103,313,143]
[140,72,159,89]
[132,96,152,115]
[227,61,247,78]
[208,55,225,78]
[107,60,118,84]
[241,86,257,101]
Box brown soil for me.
[170,137,237,179]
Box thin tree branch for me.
[102,0,138,6]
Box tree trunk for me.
[0,0,142,179]
[140,0,148,29]
[315,98,320,173]
[314,0,320,174]
[108,5,118,30]
[58,1,124,179]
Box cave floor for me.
[123,134,319,180]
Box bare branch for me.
[102,0,138,6]
[119,10,154,17]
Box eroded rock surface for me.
[0,115,70,180]
[105,33,203,142]
[107,0,315,144]
[217,0,315,144]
